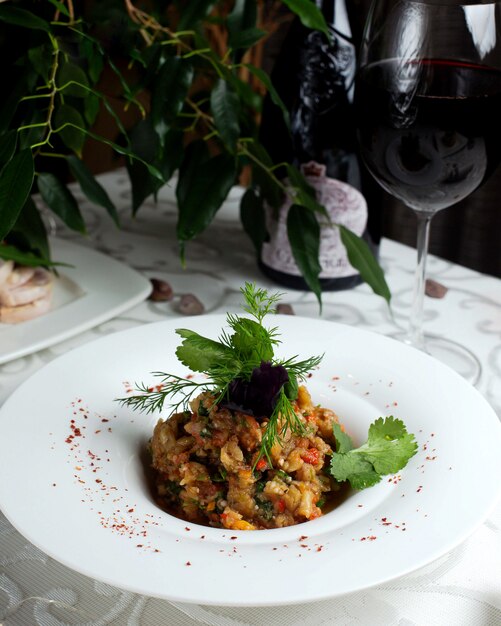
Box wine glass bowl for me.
[355,0,501,383]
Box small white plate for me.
[0,315,500,606]
[0,238,151,364]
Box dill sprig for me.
[115,282,323,463]
[116,373,208,415]
[257,387,307,467]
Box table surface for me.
[1,170,500,626]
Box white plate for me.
[0,316,500,606]
[0,238,151,364]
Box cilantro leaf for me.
[360,417,418,475]
[333,422,354,454]
[329,454,382,490]
[330,416,417,490]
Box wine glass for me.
[355,0,501,384]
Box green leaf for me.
[244,64,290,130]
[361,417,418,475]
[0,149,34,241]
[0,131,17,169]
[339,225,391,305]
[210,79,240,152]
[175,329,236,373]
[58,61,90,98]
[230,317,274,365]
[247,141,283,209]
[37,173,86,234]
[281,0,330,38]
[0,244,61,268]
[330,455,381,490]
[0,5,50,31]
[47,0,70,17]
[227,0,257,33]
[67,156,119,226]
[240,188,267,254]
[286,164,328,217]
[177,0,217,29]
[229,27,265,50]
[84,93,100,126]
[7,196,50,262]
[176,141,237,243]
[330,416,418,490]
[28,46,51,83]
[333,423,354,454]
[55,104,85,156]
[286,204,322,304]
[151,56,194,130]
[125,119,183,214]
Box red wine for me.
[356,59,501,213]
[258,0,382,291]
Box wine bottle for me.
[258,0,382,291]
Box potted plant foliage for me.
[0,0,389,305]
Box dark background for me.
[258,0,501,279]
[80,1,500,279]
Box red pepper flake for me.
[200,535,205,540]
[185,561,192,566]
[417,486,423,493]
[272,547,278,551]
[185,526,191,531]
[136,544,143,548]
[95,479,102,483]
[300,544,308,548]
[230,536,238,540]
[298,535,308,541]
[357,504,364,508]
[128,508,134,513]
[52,483,56,487]
[95,430,101,434]
[316,546,323,552]
[101,418,109,423]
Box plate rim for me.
[0,237,151,364]
[0,314,500,606]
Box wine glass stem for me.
[407,211,432,351]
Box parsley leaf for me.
[175,329,238,373]
[330,416,417,490]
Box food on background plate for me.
[118,284,417,530]
[0,261,53,324]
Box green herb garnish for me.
[116,283,322,463]
[330,417,418,489]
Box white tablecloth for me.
[1,170,500,625]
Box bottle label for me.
[261,162,368,279]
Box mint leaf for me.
[333,422,354,454]
[330,416,417,490]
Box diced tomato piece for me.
[256,458,267,471]
[277,499,286,513]
[301,448,320,465]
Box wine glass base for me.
[392,332,482,386]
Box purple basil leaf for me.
[223,362,289,418]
